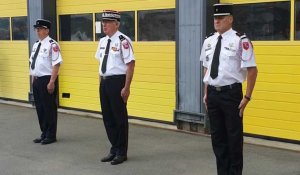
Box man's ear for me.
[229,16,234,23]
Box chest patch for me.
[111,47,119,52]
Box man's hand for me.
[203,94,208,111]
[238,97,249,117]
[47,81,55,94]
[121,87,130,103]
[31,76,36,85]
[239,66,257,117]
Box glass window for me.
[95,11,135,41]
[138,9,175,41]
[59,14,93,41]
[233,2,290,41]
[12,16,28,40]
[295,0,300,40]
[0,17,10,40]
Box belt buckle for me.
[216,87,221,91]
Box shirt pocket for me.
[109,47,121,56]
[223,49,238,60]
[109,49,123,63]
[223,48,241,71]
[38,49,50,59]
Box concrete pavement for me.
[0,103,299,175]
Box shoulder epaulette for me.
[205,32,214,39]
[49,39,54,43]
[236,32,247,39]
[35,40,39,43]
[119,35,125,42]
[236,32,242,37]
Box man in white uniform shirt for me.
[30,19,62,145]
[200,4,258,175]
[95,10,135,165]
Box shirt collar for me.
[107,30,120,41]
[218,28,233,39]
[39,35,50,44]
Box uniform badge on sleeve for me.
[52,44,60,52]
[241,39,253,61]
[122,41,129,49]
[243,42,249,50]
[205,44,212,51]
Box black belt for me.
[34,75,51,80]
[208,83,241,92]
[101,74,126,80]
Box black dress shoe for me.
[33,138,44,143]
[111,155,127,165]
[41,138,57,145]
[101,153,116,162]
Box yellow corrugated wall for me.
[221,0,288,3]
[0,0,29,101]
[220,0,300,141]
[57,0,175,122]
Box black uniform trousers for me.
[99,75,128,156]
[32,76,58,139]
[207,83,243,175]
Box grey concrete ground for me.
[0,103,299,175]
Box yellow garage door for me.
[220,0,300,141]
[57,0,175,122]
[0,0,29,101]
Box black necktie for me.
[31,42,41,70]
[101,39,111,74]
[210,35,222,79]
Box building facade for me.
[0,0,299,143]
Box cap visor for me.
[34,25,48,29]
[102,18,117,21]
[214,13,231,16]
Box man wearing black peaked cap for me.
[200,4,258,175]
[30,19,63,145]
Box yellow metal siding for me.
[220,0,300,141]
[128,42,175,121]
[0,0,27,17]
[57,42,100,111]
[0,0,29,101]
[57,0,175,14]
[221,0,288,4]
[57,0,175,122]
[244,44,300,141]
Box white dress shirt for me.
[200,28,256,86]
[29,36,63,77]
[95,31,135,76]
